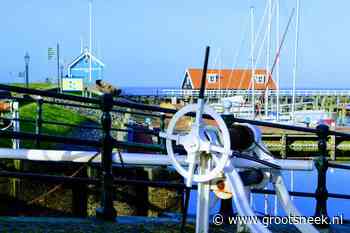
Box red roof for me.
[182,68,276,90]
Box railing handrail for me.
[2,83,350,139]
[162,88,350,97]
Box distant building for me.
[181,68,276,90]
[64,48,105,91]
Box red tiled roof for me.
[183,68,276,90]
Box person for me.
[304,116,311,127]
[255,100,261,119]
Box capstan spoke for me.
[201,141,227,154]
[210,145,227,154]
[211,153,221,165]
[159,132,178,141]
[185,152,197,187]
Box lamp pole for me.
[57,43,60,92]
[24,52,30,88]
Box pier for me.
[123,89,350,114]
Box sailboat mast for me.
[250,6,255,118]
[292,0,300,122]
[265,0,272,118]
[276,0,280,121]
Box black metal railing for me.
[1,83,350,230]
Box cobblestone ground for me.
[0,217,349,233]
[0,217,194,233]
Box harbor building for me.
[181,68,276,90]
[63,48,105,92]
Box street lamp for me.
[24,52,30,88]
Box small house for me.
[64,48,105,91]
[181,68,276,90]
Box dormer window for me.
[207,74,219,83]
[254,74,266,84]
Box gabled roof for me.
[183,68,276,90]
[68,50,105,71]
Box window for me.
[183,76,192,89]
[254,74,266,84]
[207,74,219,83]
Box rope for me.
[117,149,125,168]
[28,151,100,205]
[224,15,249,94]
[0,121,13,131]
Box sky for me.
[0,1,349,88]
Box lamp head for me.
[24,52,30,65]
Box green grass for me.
[10,83,56,90]
[19,102,93,149]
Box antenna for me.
[80,36,84,53]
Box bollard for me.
[35,97,43,147]
[96,93,117,221]
[314,124,329,228]
[281,133,287,159]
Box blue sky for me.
[0,1,349,88]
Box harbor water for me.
[188,168,350,218]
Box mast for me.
[250,6,255,119]
[274,0,280,213]
[292,0,300,122]
[276,0,280,121]
[89,0,93,97]
[265,0,272,118]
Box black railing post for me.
[35,97,43,147]
[158,113,165,145]
[314,124,329,228]
[96,93,117,221]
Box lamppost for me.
[60,63,64,93]
[24,52,30,88]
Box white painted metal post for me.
[291,170,294,201]
[12,101,19,149]
[250,6,255,119]
[196,154,210,233]
[292,0,300,122]
[265,88,269,119]
[11,101,20,199]
[237,187,251,233]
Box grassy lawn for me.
[18,102,93,149]
[9,82,57,90]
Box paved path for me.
[0,216,349,233]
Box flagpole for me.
[292,0,300,123]
[89,0,93,97]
